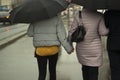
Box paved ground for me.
[0,36,82,80]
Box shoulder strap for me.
[78,11,83,25]
[79,11,82,18]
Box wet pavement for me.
[0,36,82,80]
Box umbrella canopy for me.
[9,0,69,23]
[71,0,120,10]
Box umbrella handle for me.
[66,0,71,3]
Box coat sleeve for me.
[104,11,109,28]
[27,24,34,37]
[67,12,79,46]
[56,17,73,53]
[68,12,79,36]
[98,15,109,36]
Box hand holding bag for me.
[71,11,86,42]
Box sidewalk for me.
[0,24,29,47]
[0,35,83,80]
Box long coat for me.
[104,10,120,50]
[68,8,109,67]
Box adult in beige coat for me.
[68,8,109,80]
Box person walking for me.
[68,7,109,80]
[27,16,73,80]
[104,10,120,80]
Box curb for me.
[0,31,26,49]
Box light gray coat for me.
[27,16,72,53]
[68,9,109,67]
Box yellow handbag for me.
[36,46,59,56]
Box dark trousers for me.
[36,53,58,80]
[82,65,98,80]
[108,50,120,80]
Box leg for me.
[108,50,120,80]
[37,56,47,80]
[82,65,89,80]
[82,65,98,80]
[88,66,98,80]
[48,53,58,80]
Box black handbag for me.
[71,11,86,42]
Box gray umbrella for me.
[72,0,120,10]
[9,0,69,23]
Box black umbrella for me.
[71,0,120,10]
[9,0,69,23]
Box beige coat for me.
[68,8,109,67]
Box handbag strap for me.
[78,11,84,26]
